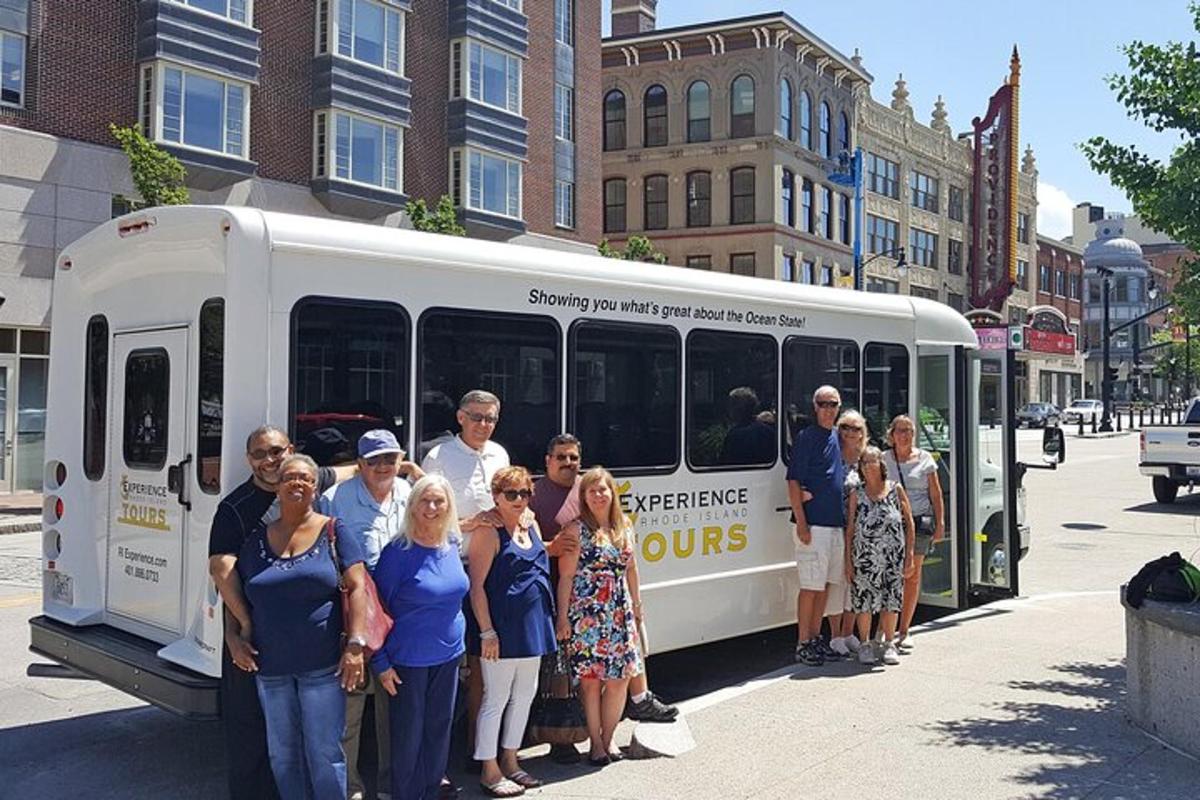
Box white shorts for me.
[795,525,843,592]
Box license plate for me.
[45,570,73,605]
[1187,467,1200,478]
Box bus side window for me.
[197,299,224,494]
[686,330,777,470]
[418,309,560,470]
[781,336,859,463]
[123,349,170,470]
[84,315,109,480]
[568,321,680,473]
[290,298,410,466]
[863,342,910,446]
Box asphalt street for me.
[1,430,1198,799]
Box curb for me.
[1069,431,1132,439]
[0,520,41,536]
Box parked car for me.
[1062,399,1104,424]
[1139,397,1200,504]
[1016,402,1060,428]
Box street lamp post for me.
[828,148,866,289]
[1100,268,1113,432]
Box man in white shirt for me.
[420,389,509,774]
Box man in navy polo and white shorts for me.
[786,386,846,666]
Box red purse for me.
[325,518,394,653]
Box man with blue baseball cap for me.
[320,428,423,800]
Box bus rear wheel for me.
[1152,476,1178,505]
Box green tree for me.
[404,195,466,236]
[1080,3,1200,318]
[109,123,190,207]
[597,235,668,264]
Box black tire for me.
[1153,476,1178,504]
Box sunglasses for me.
[365,454,400,467]
[500,489,533,501]
[463,410,499,425]
[838,424,863,432]
[816,400,840,409]
[249,445,287,460]
[280,472,316,485]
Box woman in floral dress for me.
[844,446,915,666]
[555,467,643,766]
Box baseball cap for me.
[358,429,403,460]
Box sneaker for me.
[881,641,901,665]
[795,638,825,666]
[857,641,878,665]
[627,691,679,722]
[845,634,862,654]
[895,633,913,652]
[817,638,844,660]
[829,637,851,657]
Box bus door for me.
[915,345,959,608]
[105,328,190,636]
[962,347,1018,601]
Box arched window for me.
[798,91,811,149]
[819,101,831,157]
[687,171,711,227]
[644,173,669,230]
[838,110,850,153]
[730,166,755,224]
[604,178,626,232]
[603,90,626,151]
[730,75,755,138]
[780,169,794,227]
[643,84,668,147]
[778,78,793,138]
[687,81,711,143]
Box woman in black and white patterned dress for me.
[844,446,915,666]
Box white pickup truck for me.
[1139,398,1200,503]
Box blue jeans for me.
[389,658,459,800]
[256,665,347,800]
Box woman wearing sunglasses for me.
[556,467,644,766]
[467,466,557,798]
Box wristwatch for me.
[346,635,368,650]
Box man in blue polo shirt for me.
[786,385,846,666]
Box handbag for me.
[325,518,394,654]
[525,648,589,746]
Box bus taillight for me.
[44,495,63,525]
[45,460,67,491]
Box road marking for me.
[0,592,39,608]
[673,590,1116,717]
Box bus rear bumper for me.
[28,615,220,720]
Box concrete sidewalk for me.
[0,493,40,535]
[504,591,1196,800]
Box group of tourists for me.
[207,390,677,800]
[787,386,945,667]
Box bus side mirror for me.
[1042,425,1065,466]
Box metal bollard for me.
[1150,407,1156,425]
[1078,414,1084,437]
[1130,407,1135,430]
[1117,412,1122,432]
[1091,412,1098,434]
[1139,408,1144,428]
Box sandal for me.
[480,778,525,798]
[506,770,543,789]
[587,753,610,767]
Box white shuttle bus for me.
[32,206,1037,718]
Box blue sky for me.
[601,1,1196,239]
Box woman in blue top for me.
[236,454,370,800]
[467,466,557,798]
[371,474,469,800]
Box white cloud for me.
[1037,181,1075,241]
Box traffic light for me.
[1106,366,1120,384]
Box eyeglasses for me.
[365,454,400,467]
[249,445,287,460]
[553,453,581,462]
[816,400,841,409]
[500,489,533,501]
[463,410,499,425]
[280,472,316,485]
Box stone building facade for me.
[599,11,870,281]
[0,0,598,493]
